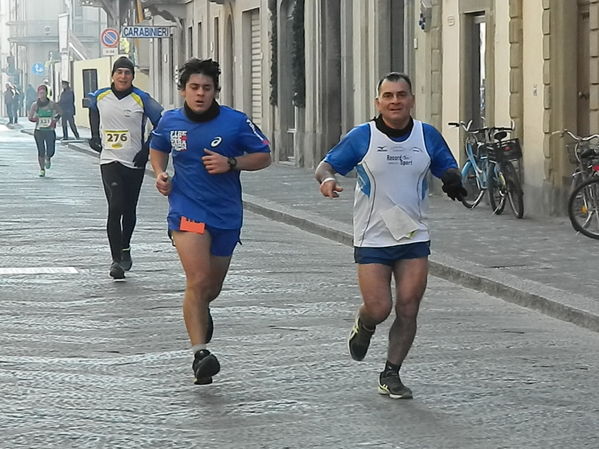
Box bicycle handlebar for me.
[448,121,515,135]
[559,129,599,142]
[448,121,473,132]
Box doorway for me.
[278,0,297,162]
[464,13,487,129]
[577,2,590,136]
[223,16,234,107]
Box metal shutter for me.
[250,9,262,126]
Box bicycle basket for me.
[567,142,599,165]
[486,138,522,162]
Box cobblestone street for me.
[1,125,598,448]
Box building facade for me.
[414,0,599,215]
[3,0,106,102]
[73,0,599,216]
[129,0,415,169]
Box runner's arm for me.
[202,150,271,174]
[28,103,37,122]
[234,152,271,171]
[89,108,100,138]
[315,161,343,198]
[150,148,168,174]
[150,148,171,196]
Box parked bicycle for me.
[485,133,525,218]
[448,121,488,209]
[560,129,599,239]
[449,121,523,217]
[559,129,599,190]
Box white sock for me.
[191,344,207,355]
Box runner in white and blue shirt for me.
[315,72,465,400]
[87,56,163,280]
[323,116,458,247]
[150,58,271,386]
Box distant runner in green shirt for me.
[28,84,60,177]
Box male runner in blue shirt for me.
[150,58,271,385]
[315,72,466,399]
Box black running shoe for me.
[378,371,413,399]
[195,375,213,385]
[206,308,214,344]
[109,261,125,279]
[192,349,220,385]
[348,314,375,361]
[120,248,132,271]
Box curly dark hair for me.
[177,58,221,91]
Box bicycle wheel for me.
[460,161,485,209]
[568,177,599,239]
[503,161,525,218]
[487,163,506,215]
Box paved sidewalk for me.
[57,125,599,332]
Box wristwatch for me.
[227,156,238,171]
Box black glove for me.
[89,136,102,153]
[441,169,467,201]
[133,143,149,168]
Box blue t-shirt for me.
[150,106,270,230]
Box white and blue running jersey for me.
[150,106,270,230]
[324,119,458,247]
[87,87,163,168]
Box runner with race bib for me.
[28,84,60,177]
[87,56,163,279]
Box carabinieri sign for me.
[122,26,172,38]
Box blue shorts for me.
[168,218,240,257]
[354,241,430,266]
[205,225,241,257]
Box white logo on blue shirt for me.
[211,137,222,147]
[246,119,266,143]
[170,130,188,151]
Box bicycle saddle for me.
[494,131,508,141]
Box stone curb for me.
[243,194,599,333]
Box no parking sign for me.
[101,28,119,56]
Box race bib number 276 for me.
[103,130,130,150]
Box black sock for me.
[384,360,401,374]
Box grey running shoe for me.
[120,248,132,271]
[192,349,220,385]
[45,158,51,169]
[378,371,413,399]
[348,314,375,361]
[109,261,125,279]
[206,308,214,344]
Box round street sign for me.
[32,63,45,76]
[101,28,120,48]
